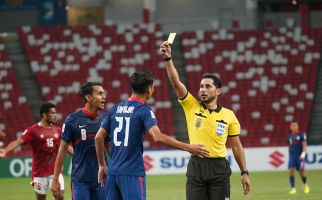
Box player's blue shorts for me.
[72,181,107,200]
[106,175,146,200]
[288,155,305,171]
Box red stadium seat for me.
[0,39,34,155]
[18,24,174,148]
[181,27,321,147]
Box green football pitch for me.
[0,170,320,200]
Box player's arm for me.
[287,137,291,153]
[229,136,250,195]
[0,138,24,158]
[95,127,108,186]
[160,41,188,99]
[300,140,308,160]
[67,144,74,156]
[0,130,6,138]
[95,127,108,167]
[148,125,209,157]
[51,140,69,196]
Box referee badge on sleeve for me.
[216,120,227,136]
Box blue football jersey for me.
[101,98,157,176]
[287,132,306,156]
[62,108,108,183]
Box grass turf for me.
[0,170,320,200]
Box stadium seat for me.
[181,27,321,147]
[0,38,34,155]
[18,24,174,148]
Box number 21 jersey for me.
[101,98,157,176]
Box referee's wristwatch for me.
[163,56,172,61]
[241,170,249,176]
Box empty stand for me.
[0,38,34,154]
[181,27,322,147]
[18,24,173,148]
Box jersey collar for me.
[128,97,145,104]
[201,103,222,113]
[37,122,54,128]
[82,108,98,117]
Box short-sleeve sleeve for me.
[287,135,290,145]
[101,113,111,133]
[20,128,33,143]
[178,92,198,113]
[140,107,157,131]
[101,110,112,142]
[228,112,241,136]
[101,105,116,132]
[302,132,307,141]
[62,115,75,143]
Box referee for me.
[160,41,251,200]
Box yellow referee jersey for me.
[179,93,240,158]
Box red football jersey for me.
[20,123,61,178]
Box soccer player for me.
[95,71,210,200]
[51,82,109,200]
[160,41,251,200]
[287,121,310,194]
[0,102,65,200]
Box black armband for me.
[241,170,249,176]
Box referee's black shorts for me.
[186,156,231,200]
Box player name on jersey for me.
[116,106,134,114]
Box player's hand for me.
[300,152,306,160]
[98,166,107,187]
[51,178,61,197]
[0,148,7,158]
[160,41,172,58]
[187,144,210,157]
[241,174,251,195]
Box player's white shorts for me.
[31,173,64,195]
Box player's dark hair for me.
[130,71,154,94]
[79,82,102,103]
[39,102,56,118]
[202,73,222,88]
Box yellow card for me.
[167,33,176,44]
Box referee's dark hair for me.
[202,73,222,88]
[130,71,154,94]
[79,82,102,103]
[39,102,56,118]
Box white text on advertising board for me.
[9,158,32,177]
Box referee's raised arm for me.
[160,41,188,99]
[159,39,251,199]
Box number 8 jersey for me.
[101,98,157,176]
[62,108,108,183]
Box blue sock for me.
[289,176,295,188]
[301,176,307,184]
